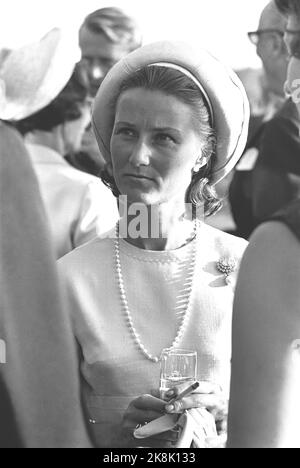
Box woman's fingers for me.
[122,394,182,448]
[133,394,166,411]
[122,394,166,433]
[124,409,163,427]
[164,380,222,400]
[165,391,227,416]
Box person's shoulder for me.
[58,230,115,271]
[200,222,248,258]
[62,163,101,185]
[238,221,299,288]
[60,164,115,203]
[237,221,300,305]
[249,220,299,255]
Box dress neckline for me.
[118,222,202,263]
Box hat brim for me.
[92,41,249,185]
[0,28,79,121]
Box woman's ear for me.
[193,156,207,173]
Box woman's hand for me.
[118,382,227,447]
[164,381,228,434]
[119,394,179,448]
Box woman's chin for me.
[119,189,158,206]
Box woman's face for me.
[110,88,204,205]
[62,100,91,153]
[284,15,300,118]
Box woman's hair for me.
[275,0,300,17]
[101,65,221,217]
[80,7,142,52]
[15,62,90,135]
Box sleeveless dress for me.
[58,223,247,447]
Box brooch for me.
[216,257,237,285]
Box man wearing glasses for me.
[248,3,288,97]
[229,1,300,237]
[280,0,300,100]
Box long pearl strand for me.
[114,221,198,363]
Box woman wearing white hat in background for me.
[58,41,249,448]
[0,30,93,448]
[0,29,118,259]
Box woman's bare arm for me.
[227,221,300,448]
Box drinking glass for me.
[159,348,197,400]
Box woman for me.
[227,201,300,448]
[0,122,92,448]
[58,41,249,448]
[227,0,300,448]
[12,63,118,258]
[0,32,118,259]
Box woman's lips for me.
[124,173,154,181]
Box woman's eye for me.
[115,128,136,137]
[155,134,176,144]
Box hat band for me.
[149,61,214,127]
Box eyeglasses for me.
[285,29,300,35]
[247,29,284,45]
[284,29,300,59]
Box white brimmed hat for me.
[92,41,249,185]
[0,28,80,121]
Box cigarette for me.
[168,381,199,404]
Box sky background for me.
[0,0,270,70]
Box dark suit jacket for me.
[229,115,266,238]
[252,99,300,223]
[229,99,300,238]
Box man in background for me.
[66,7,142,175]
[229,0,300,238]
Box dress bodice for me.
[58,223,247,447]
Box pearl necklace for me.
[114,221,198,363]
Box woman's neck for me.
[119,199,197,251]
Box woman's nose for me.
[129,140,151,167]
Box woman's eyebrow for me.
[114,121,136,127]
[152,127,182,136]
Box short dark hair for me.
[15,63,90,134]
[275,0,300,17]
[101,65,221,217]
[80,7,142,52]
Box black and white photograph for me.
[1,0,300,450]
